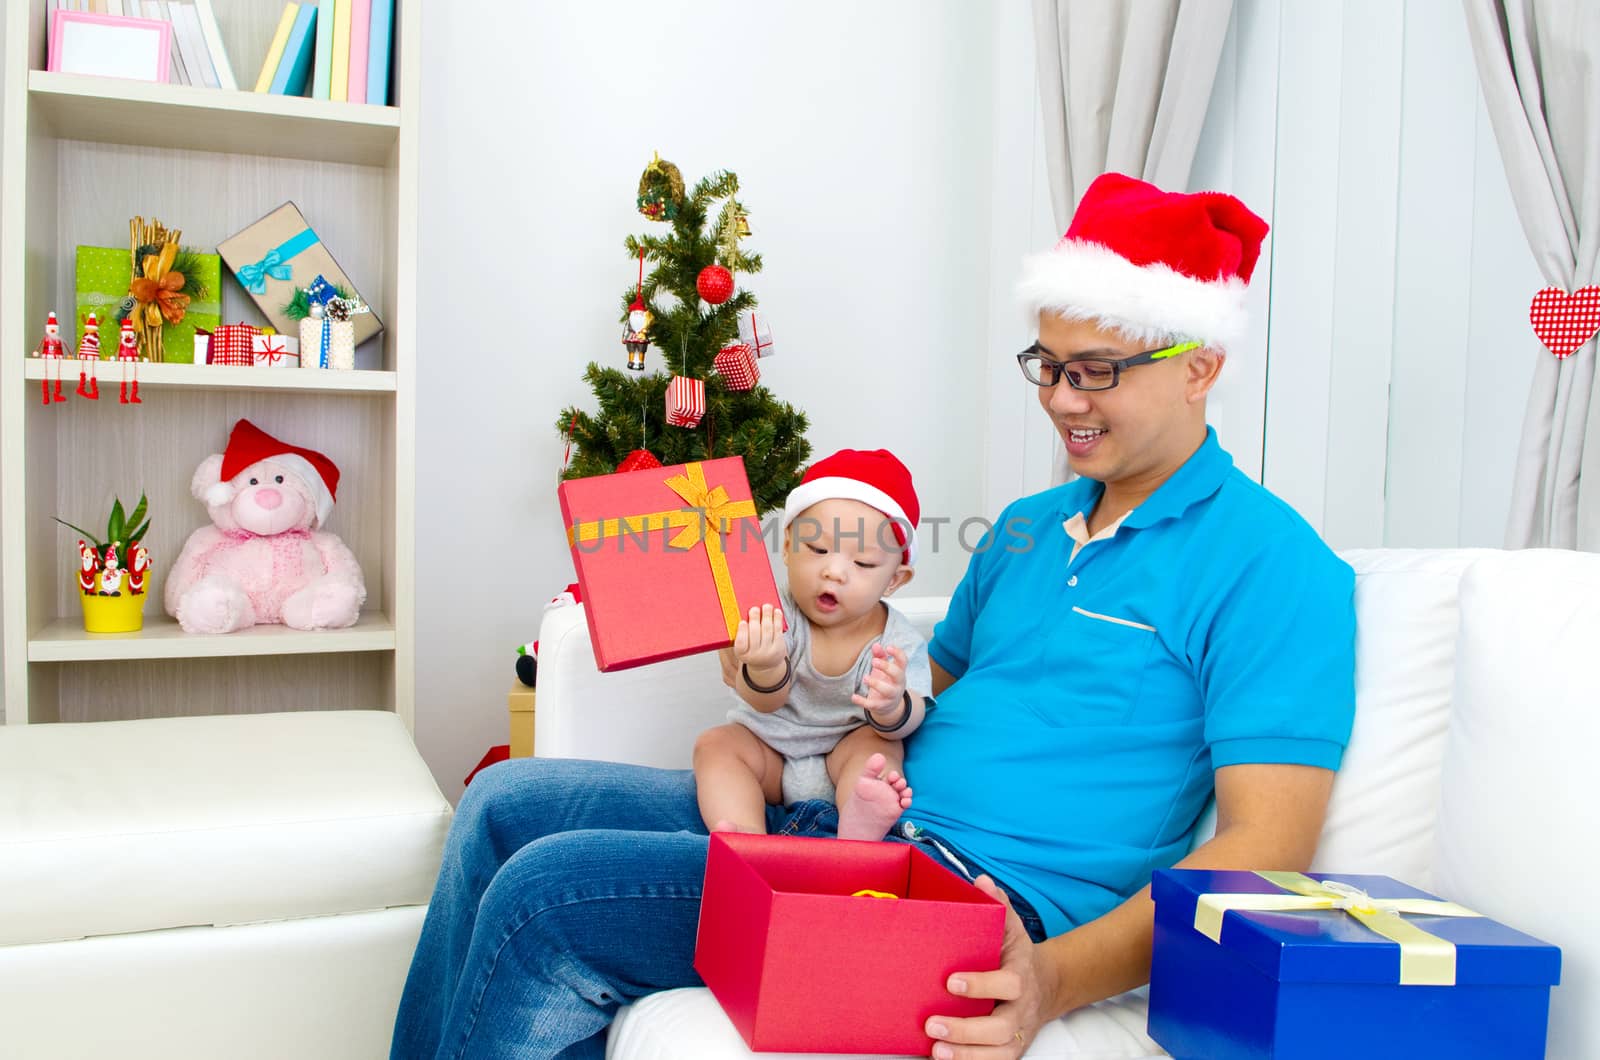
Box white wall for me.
[416,0,998,800]
[1257,0,1541,549]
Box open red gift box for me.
[694,833,1006,1055]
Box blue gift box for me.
[1148,868,1560,1060]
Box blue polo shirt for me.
[904,427,1355,938]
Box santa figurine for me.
[99,543,125,596]
[127,540,151,595]
[77,540,100,595]
[75,312,102,400]
[115,317,144,405]
[32,311,66,405]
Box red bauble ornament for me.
[617,449,663,474]
[696,265,734,305]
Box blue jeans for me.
[389,757,1044,1060]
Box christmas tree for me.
[556,156,810,515]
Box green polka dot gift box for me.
[74,246,221,364]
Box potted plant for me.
[57,493,153,633]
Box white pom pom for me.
[205,483,236,508]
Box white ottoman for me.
[0,710,452,1060]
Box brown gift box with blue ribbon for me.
[217,201,383,348]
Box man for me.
[390,174,1355,1060]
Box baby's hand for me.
[852,643,908,721]
[732,604,786,675]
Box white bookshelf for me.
[1,0,418,728]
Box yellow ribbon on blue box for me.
[1193,871,1484,986]
[565,461,756,640]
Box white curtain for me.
[1033,0,1236,484]
[1464,0,1600,550]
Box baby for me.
[693,449,931,842]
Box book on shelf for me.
[311,0,335,100]
[367,0,393,105]
[346,0,371,104]
[270,4,318,98]
[255,2,299,93]
[192,0,238,91]
[330,0,352,101]
[171,3,219,89]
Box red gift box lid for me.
[557,457,780,672]
[695,833,1006,1054]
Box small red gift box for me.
[713,342,759,391]
[696,833,1005,1055]
[207,323,258,366]
[557,456,780,672]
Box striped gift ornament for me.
[665,375,706,428]
[713,343,759,391]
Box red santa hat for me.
[1017,172,1269,352]
[46,312,59,327]
[782,448,921,566]
[206,418,341,528]
[83,312,99,330]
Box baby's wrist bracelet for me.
[742,658,792,694]
[864,690,915,733]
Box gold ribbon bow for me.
[1194,871,1484,986]
[129,246,190,326]
[566,461,757,639]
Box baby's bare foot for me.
[711,819,765,835]
[838,752,913,842]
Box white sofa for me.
[0,710,453,1060]
[534,548,1600,1060]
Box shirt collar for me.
[1057,426,1234,530]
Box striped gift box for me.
[713,343,759,392]
[665,375,706,427]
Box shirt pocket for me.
[1055,605,1157,723]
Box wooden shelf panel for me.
[28,71,399,166]
[29,611,396,662]
[23,360,397,393]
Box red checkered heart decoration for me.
[1529,286,1600,359]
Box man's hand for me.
[732,604,786,684]
[851,643,908,722]
[925,876,1056,1058]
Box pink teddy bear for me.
[165,418,366,634]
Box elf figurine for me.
[77,540,100,595]
[127,540,151,596]
[116,317,144,405]
[99,543,125,596]
[33,311,66,405]
[75,312,102,400]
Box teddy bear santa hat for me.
[1017,172,1270,352]
[206,418,341,528]
[782,448,921,566]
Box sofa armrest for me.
[534,597,950,769]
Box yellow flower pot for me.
[79,570,150,634]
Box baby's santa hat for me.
[205,418,341,527]
[782,448,921,566]
[1017,172,1269,352]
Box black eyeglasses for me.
[1016,340,1201,391]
